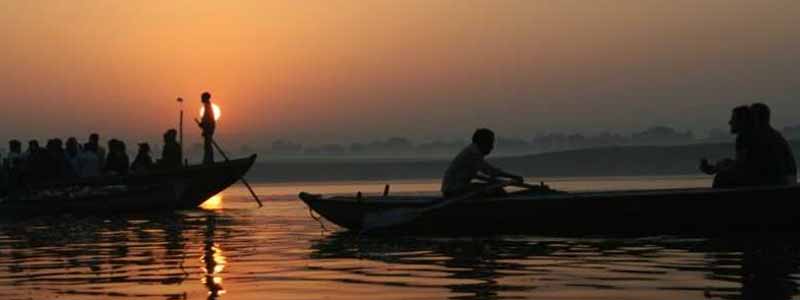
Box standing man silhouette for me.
[199,92,217,164]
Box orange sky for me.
[2,1,799,146]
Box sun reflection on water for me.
[201,215,227,299]
[200,194,224,210]
[200,244,227,297]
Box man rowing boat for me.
[441,128,524,198]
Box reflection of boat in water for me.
[0,155,256,214]
[300,184,800,235]
[0,209,241,299]
[310,233,800,300]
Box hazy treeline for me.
[244,139,800,183]
[210,124,800,158]
[223,125,722,158]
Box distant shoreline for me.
[245,140,799,183]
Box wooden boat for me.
[0,183,186,214]
[299,184,800,235]
[0,155,257,214]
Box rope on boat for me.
[308,206,328,232]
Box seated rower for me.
[441,128,524,198]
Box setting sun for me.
[200,103,222,121]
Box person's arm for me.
[477,159,523,182]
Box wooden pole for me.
[177,97,184,166]
[195,118,263,207]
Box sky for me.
[1,0,799,146]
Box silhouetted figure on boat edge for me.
[42,139,69,181]
[441,128,524,198]
[131,143,154,174]
[64,137,81,177]
[4,140,22,172]
[86,133,106,170]
[750,103,797,185]
[79,140,101,178]
[700,106,758,188]
[1,140,26,195]
[104,139,130,176]
[199,92,217,165]
[21,140,44,183]
[158,129,183,169]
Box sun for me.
[200,103,222,121]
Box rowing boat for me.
[299,184,800,235]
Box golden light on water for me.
[201,244,227,274]
[199,103,222,121]
[200,194,224,210]
[201,241,227,297]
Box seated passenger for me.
[2,140,23,192]
[104,139,130,176]
[750,103,796,185]
[44,139,68,180]
[78,142,101,178]
[158,129,183,169]
[700,106,757,188]
[64,137,81,177]
[131,143,154,174]
[23,140,47,183]
[86,133,107,170]
[441,128,524,198]
[4,140,22,172]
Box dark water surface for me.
[2,176,799,300]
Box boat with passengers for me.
[0,155,257,214]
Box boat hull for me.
[1,155,257,214]
[300,184,800,236]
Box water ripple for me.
[0,198,799,299]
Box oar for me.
[361,181,513,233]
[506,181,567,195]
[509,182,542,190]
[195,118,263,207]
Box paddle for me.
[475,176,562,194]
[361,180,513,233]
[195,118,263,207]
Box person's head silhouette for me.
[89,133,99,145]
[729,105,753,134]
[9,140,21,153]
[164,129,178,143]
[472,128,495,155]
[201,92,212,103]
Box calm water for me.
[2,175,799,300]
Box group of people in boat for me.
[442,103,797,198]
[0,131,184,188]
[0,92,220,194]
